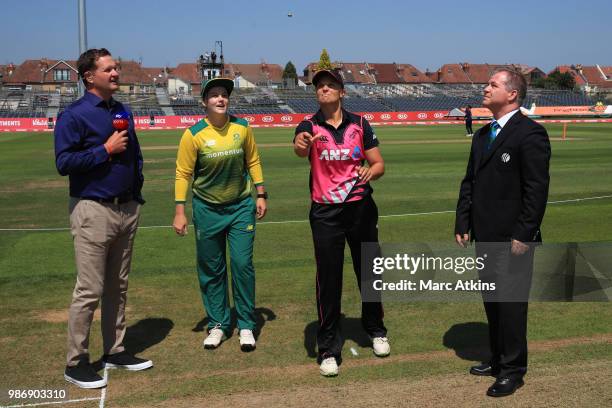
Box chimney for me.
[40,58,49,71]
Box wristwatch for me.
[257,192,268,199]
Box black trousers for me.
[309,196,387,363]
[477,243,535,380]
[465,119,473,134]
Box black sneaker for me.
[64,360,107,389]
[103,351,153,371]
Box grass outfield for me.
[0,123,611,406]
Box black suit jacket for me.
[455,112,551,242]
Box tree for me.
[282,61,298,86]
[555,71,576,89]
[533,70,576,90]
[317,49,332,70]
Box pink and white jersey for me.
[308,118,370,204]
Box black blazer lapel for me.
[479,112,523,169]
[474,124,490,172]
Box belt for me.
[80,194,133,205]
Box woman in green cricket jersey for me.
[173,77,267,352]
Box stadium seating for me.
[0,85,598,118]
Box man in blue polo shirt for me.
[55,48,152,389]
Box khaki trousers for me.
[66,198,140,366]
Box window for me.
[53,69,71,81]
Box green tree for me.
[556,71,576,89]
[318,49,332,70]
[282,61,298,85]
[533,70,576,90]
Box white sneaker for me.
[319,357,338,377]
[203,326,226,349]
[239,329,256,352]
[372,337,390,357]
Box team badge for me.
[501,153,511,163]
[352,146,363,160]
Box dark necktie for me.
[487,120,501,150]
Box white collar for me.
[495,109,519,129]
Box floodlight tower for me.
[215,41,224,65]
[77,0,88,96]
[198,41,225,82]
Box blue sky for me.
[1,0,611,73]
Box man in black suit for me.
[455,69,551,397]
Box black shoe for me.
[470,363,494,376]
[486,377,524,397]
[103,351,153,371]
[64,360,107,389]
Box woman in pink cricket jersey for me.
[293,69,389,377]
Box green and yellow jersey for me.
[175,116,264,205]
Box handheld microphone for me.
[112,111,130,131]
[109,112,130,162]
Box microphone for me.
[112,111,130,131]
[109,111,130,162]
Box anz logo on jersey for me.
[319,149,351,161]
[319,146,364,161]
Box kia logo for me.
[280,115,293,122]
[364,114,374,120]
[434,112,444,118]
[381,114,391,120]
[262,116,274,123]
[397,113,408,120]
[417,113,427,119]
[244,116,255,122]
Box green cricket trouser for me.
[192,195,256,333]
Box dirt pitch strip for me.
[112,334,610,408]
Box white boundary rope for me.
[1,194,611,232]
